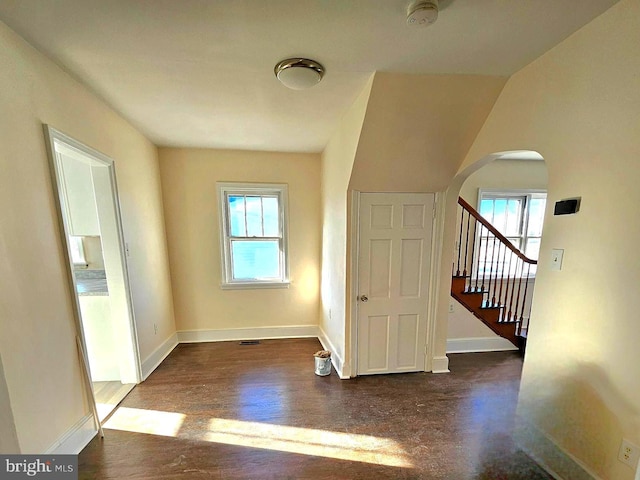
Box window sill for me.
[220,281,290,290]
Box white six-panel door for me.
[356,193,434,375]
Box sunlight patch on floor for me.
[104,407,186,437]
[201,418,413,468]
[103,406,412,468]
[96,403,115,422]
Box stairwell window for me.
[478,190,546,261]
[217,183,289,289]
[477,190,546,278]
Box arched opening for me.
[434,151,548,368]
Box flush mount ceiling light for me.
[274,58,325,90]
[407,0,439,27]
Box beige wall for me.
[447,304,496,340]
[0,21,175,452]
[454,0,640,478]
[449,159,548,342]
[349,73,507,192]
[459,159,548,207]
[346,72,506,371]
[0,354,19,453]
[319,76,374,375]
[159,148,321,333]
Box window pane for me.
[505,198,523,236]
[492,199,507,233]
[231,240,280,280]
[262,196,280,237]
[507,237,522,250]
[479,199,494,223]
[245,196,263,237]
[527,198,546,237]
[228,196,246,236]
[525,237,541,260]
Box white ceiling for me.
[0,0,619,152]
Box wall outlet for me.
[618,439,640,469]
[449,303,455,313]
[153,323,158,335]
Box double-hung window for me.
[478,189,546,276]
[217,183,289,288]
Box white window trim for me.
[217,182,290,289]
[476,188,547,279]
[69,236,88,268]
[477,188,546,253]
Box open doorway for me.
[44,126,140,422]
[447,151,548,353]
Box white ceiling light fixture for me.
[274,58,325,90]
[407,0,439,27]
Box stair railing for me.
[454,197,537,335]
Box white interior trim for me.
[431,356,450,373]
[426,191,445,372]
[446,337,518,353]
[44,126,142,385]
[348,190,361,378]
[515,417,601,480]
[216,182,290,288]
[46,414,96,454]
[318,326,348,379]
[141,333,179,380]
[177,325,318,343]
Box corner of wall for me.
[141,332,179,380]
[515,416,602,480]
[319,73,376,372]
[318,326,349,379]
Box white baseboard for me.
[141,332,179,380]
[46,414,96,454]
[515,417,601,480]
[431,355,450,373]
[317,327,348,379]
[446,336,518,354]
[177,325,319,344]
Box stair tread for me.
[479,304,504,310]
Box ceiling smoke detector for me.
[407,0,439,27]
[274,58,325,90]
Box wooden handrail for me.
[458,197,537,265]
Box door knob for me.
[359,295,368,302]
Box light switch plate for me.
[551,249,564,271]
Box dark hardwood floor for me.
[79,338,552,479]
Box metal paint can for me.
[314,354,331,376]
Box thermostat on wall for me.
[554,197,581,215]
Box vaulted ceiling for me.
[0,0,619,152]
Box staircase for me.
[451,197,537,351]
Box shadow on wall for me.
[516,362,640,478]
[0,352,20,453]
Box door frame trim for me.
[348,190,361,378]
[43,125,143,386]
[426,191,445,372]
[349,191,442,376]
